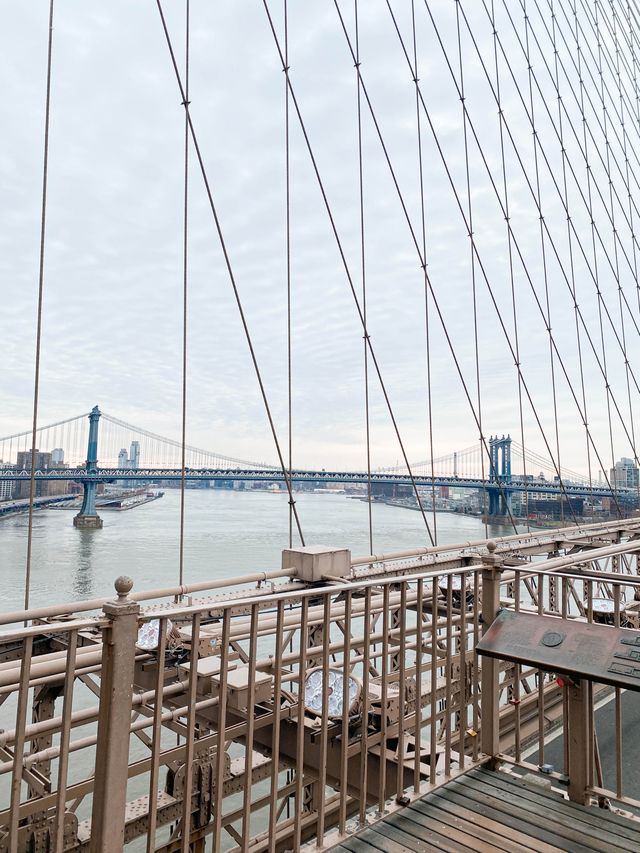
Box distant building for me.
[15,450,67,498]
[0,463,13,500]
[610,457,639,490]
[129,441,140,470]
[51,448,64,465]
[17,450,51,471]
[118,448,129,468]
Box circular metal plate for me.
[541,630,565,648]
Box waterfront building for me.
[129,440,140,469]
[51,447,64,465]
[610,457,639,490]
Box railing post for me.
[566,681,591,805]
[480,540,502,764]
[90,577,139,853]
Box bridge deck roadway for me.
[0,467,632,499]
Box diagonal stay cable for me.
[450,0,640,480]
[262,0,437,544]
[386,0,620,518]
[330,0,522,530]
[154,0,306,545]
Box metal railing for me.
[2,523,640,850]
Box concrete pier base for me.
[73,514,103,529]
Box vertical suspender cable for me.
[456,1,489,536]
[284,0,294,548]
[523,0,566,522]
[156,0,306,545]
[571,0,619,511]
[25,0,55,612]
[178,0,190,587]
[550,0,593,499]
[595,0,639,483]
[354,0,374,553]
[411,0,438,542]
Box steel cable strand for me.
[178,0,190,588]
[100,413,277,470]
[549,0,593,492]
[523,0,566,522]
[333,0,526,530]
[570,0,619,501]
[448,0,640,480]
[475,0,640,397]
[387,0,586,524]
[570,0,640,192]
[488,0,530,529]
[347,0,618,524]
[284,0,295,549]
[387,0,621,517]
[455,0,490,534]
[262,0,437,545]
[605,0,640,474]
[577,0,640,149]
[609,0,640,323]
[410,0,439,541]
[549,0,640,283]
[353,0,375,552]
[25,0,55,611]
[517,0,640,318]
[592,0,637,505]
[493,0,640,483]
[154,0,305,545]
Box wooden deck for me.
[330,767,640,852]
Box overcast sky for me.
[2,0,640,475]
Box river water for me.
[0,491,527,845]
[1,489,521,614]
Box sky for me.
[2,0,640,476]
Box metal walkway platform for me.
[331,767,640,853]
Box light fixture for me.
[303,667,362,719]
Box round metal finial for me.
[486,540,497,554]
[114,576,133,600]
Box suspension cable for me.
[265,0,437,544]
[155,0,306,545]
[457,1,490,534]
[178,0,190,588]
[25,0,55,612]
[284,0,295,548]
[411,0,438,541]
[353,0,374,553]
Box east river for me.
[1,489,522,613]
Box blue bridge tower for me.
[73,405,104,529]
[486,434,513,518]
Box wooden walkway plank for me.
[429,783,590,853]
[378,813,470,853]
[408,797,555,853]
[397,800,510,852]
[468,769,640,848]
[339,833,398,853]
[453,773,629,853]
[469,768,640,843]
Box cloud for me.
[1,0,639,476]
